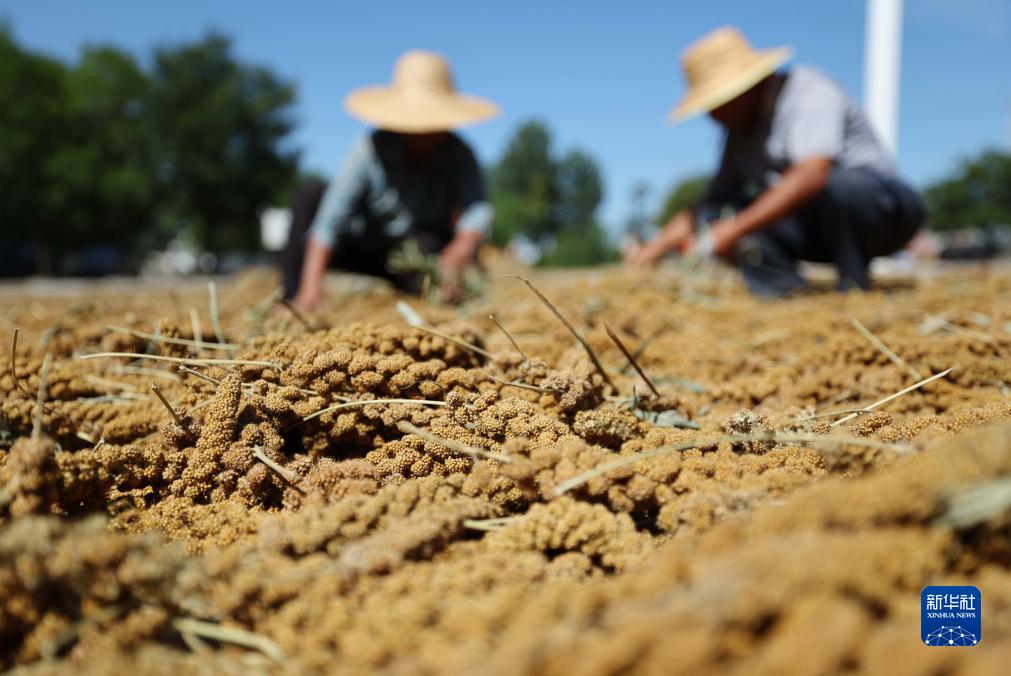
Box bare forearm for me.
[299,238,332,293]
[441,230,483,271]
[730,157,833,238]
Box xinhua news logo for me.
[921,586,981,646]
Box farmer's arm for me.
[706,82,846,256]
[625,208,695,265]
[438,146,491,301]
[627,138,741,266]
[705,156,832,256]
[292,138,371,313]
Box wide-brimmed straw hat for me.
[344,50,499,133]
[670,27,792,122]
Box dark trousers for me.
[279,180,450,298]
[701,167,924,297]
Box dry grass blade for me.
[110,365,180,381]
[463,516,523,531]
[830,367,954,428]
[178,365,220,386]
[815,389,856,411]
[105,325,238,351]
[939,477,1011,528]
[618,333,656,376]
[395,300,491,358]
[172,618,285,663]
[252,444,304,491]
[178,365,324,398]
[150,384,186,427]
[277,298,316,331]
[507,274,615,391]
[487,374,562,394]
[397,421,512,463]
[83,375,143,393]
[414,324,495,359]
[604,321,660,397]
[301,398,446,424]
[489,314,527,361]
[208,281,227,349]
[801,407,875,421]
[31,352,52,441]
[78,393,148,404]
[395,300,426,327]
[925,314,996,344]
[554,432,910,496]
[851,318,922,380]
[189,308,203,346]
[9,328,29,395]
[80,352,281,369]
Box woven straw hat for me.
[344,50,499,133]
[670,27,792,122]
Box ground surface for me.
[1,261,1011,674]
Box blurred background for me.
[1,0,1009,276]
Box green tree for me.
[491,120,614,265]
[656,173,710,225]
[555,149,603,231]
[0,27,300,273]
[624,181,653,240]
[540,223,616,267]
[490,120,556,246]
[0,27,70,271]
[149,33,298,254]
[923,151,1011,231]
[47,46,157,266]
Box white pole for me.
[864,0,904,158]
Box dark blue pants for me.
[701,167,924,297]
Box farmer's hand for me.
[625,210,694,267]
[437,253,468,304]
[437,230,481,304]
[440,230,481,273]
[292,238,331,313]
[291,284,325,314]
[438,274,465,304]
[689,219,740,261]
[625,238,669,267]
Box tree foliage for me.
[623,181,653,240]
[923,151,1011,231]
[0,27,298,273]
[149,34,297,254]
[539,222,616,267]
[554,150,603,231]
[490,120,611,265]
[0,28,70,269]
[490,121,556,246]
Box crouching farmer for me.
[629,27,923,295]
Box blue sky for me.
[2,0,1009,230]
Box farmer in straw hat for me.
[628,27,923,295]
[284,50,498,311]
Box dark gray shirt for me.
[705,66,892,205]
[309,131,492,248]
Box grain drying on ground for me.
[2,263,1011,674]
